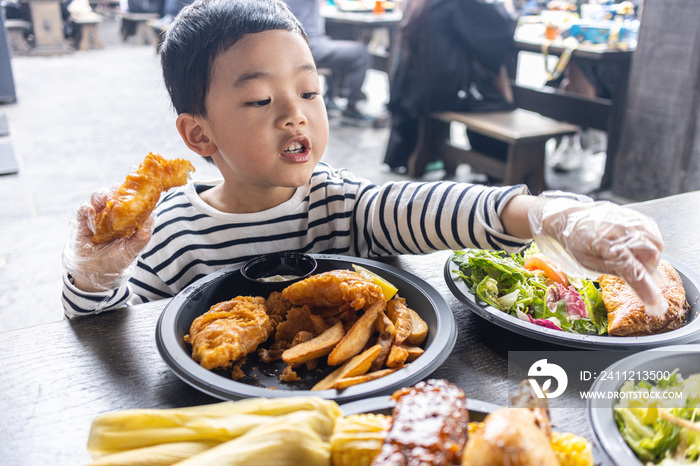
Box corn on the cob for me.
[330,413,391,466]
[88,397,341,459]
[550,431,594,466]
[467,421,483,436]
[88,441,217,466]
[177,409,337,466]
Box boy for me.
[62,0,665,317]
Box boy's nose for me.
[279,101,308,128]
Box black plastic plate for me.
[445,253,700,350]
[156,254,457,402]
[340,395,501,422]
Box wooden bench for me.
[409,109,579,194]
[73,16,104,51]
[5,20,32,56]
[119,11,160,44]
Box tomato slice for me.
[523,255,569,287]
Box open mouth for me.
[281,139,311,163]
[283,141,305,154]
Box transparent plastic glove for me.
[62,188,153,292]
[528,195,667,316]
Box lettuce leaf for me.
[616,371,700,463]
[452,247,605,335]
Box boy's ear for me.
[176,113,217,157]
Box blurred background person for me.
[545,0,640,172]
[384,0,518,174]
[284,0,375,122]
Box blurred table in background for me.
[506,37,633,191]
[20,0,73,55]
[321,4,401,77]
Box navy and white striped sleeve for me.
[61,273,133,318]
[352,181,532,256]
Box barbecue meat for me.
[371,379,469,465]
[92,152,194,244]
[184,296,273,370]
[601,259,689,336]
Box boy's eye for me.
[247,98,271,107]
[301,92,320,100]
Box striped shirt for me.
[62,163,530,317]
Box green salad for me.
[452,245,608,335]
[615,371,700,464]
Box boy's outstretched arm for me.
[63,189,152,294]
[501,193,666,315]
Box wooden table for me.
[507,38,634,190]
[321,5,401,75]
[2,191,699,465]
[20,0,74,55]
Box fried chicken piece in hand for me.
[92,152,194,244]
[184,296,273,370]
[282,270,385,311]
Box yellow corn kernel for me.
[330,413,391,466]
[550,431,594,466]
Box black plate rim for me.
[339,394,502,417]
[586,344,700,466]
[445,252,700,350]
[156,254,458,402]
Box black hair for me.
[160,0,307,117]
[398,0,432,74]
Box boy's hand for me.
[528,196,667,316]
[63,189,153,292]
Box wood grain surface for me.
[1,191,699,465]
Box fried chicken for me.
[461,408,559,466]
[92,152,194,244]
[282,270,385,311]
[600,259,689,336]
[184,296,273,370]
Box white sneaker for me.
[580,129,607,154]
[550,134,584,173]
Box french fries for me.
[370,331,395,372]
[332,367,402,390]
[313,345,383,391]
[385,345,408,368]
[386,298,412,345]
[406,307,428,345]
[277,276,430,390]
[327,301,384,366]
[375,311,396,336]
[282,322,345,365]
[400,344,424,363]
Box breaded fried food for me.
[275,306,326,344]
[600,259,689,336]
[265,291,293,328]
[92,152,194,244]
[184,296,273,370]
[371,379,469,465]
[283,270,385,311]
[461,408,559,466]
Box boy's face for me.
[201,30,328,196]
